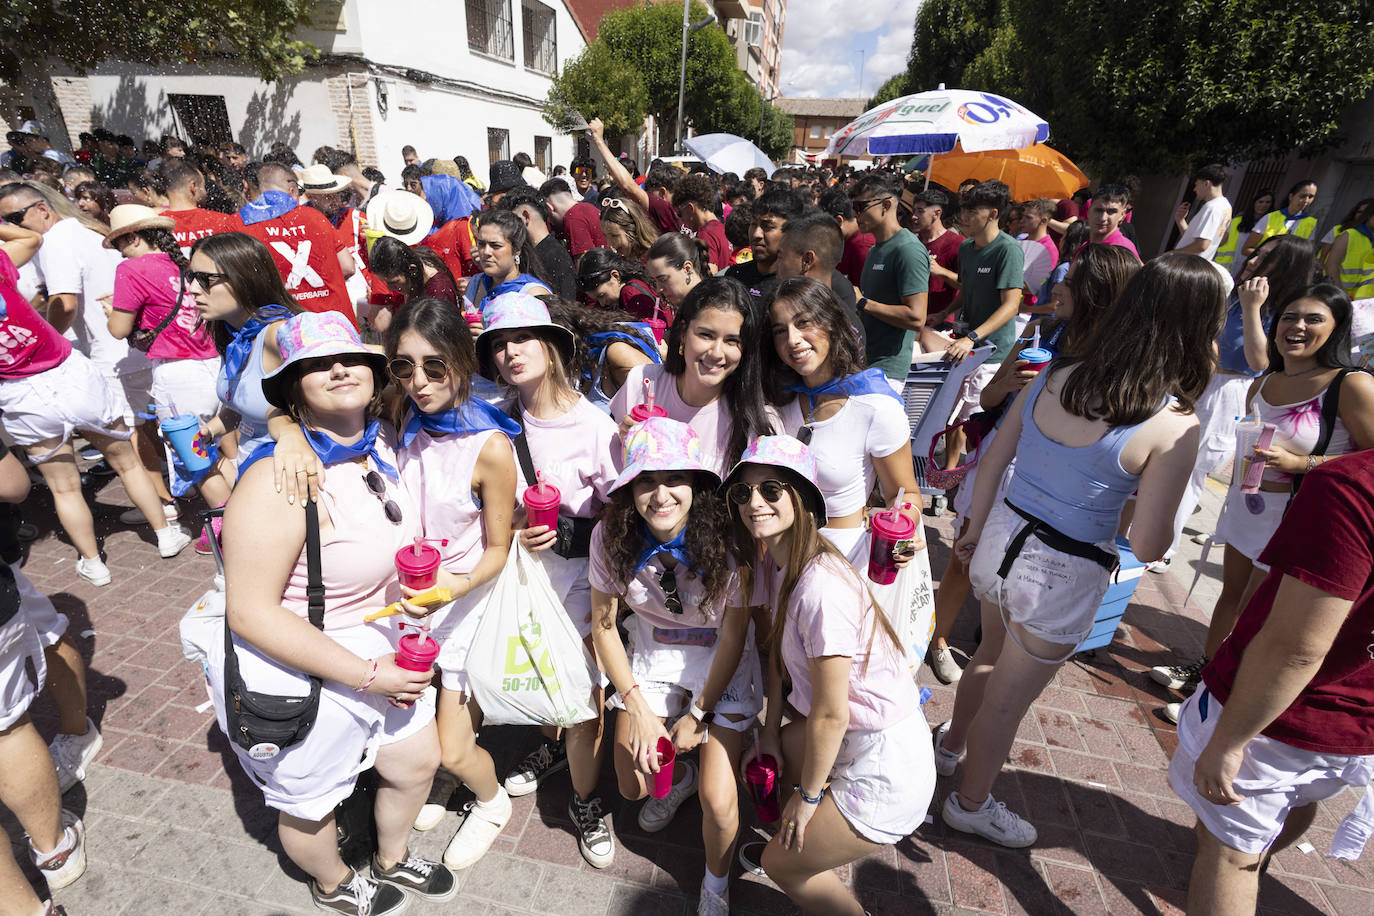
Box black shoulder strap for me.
[504,401,538,489]
[304,500,325,631]
[141,271,187,344]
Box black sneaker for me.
[503,738,568,797]
[1150,655,1207,691]
[568,792,615,868]
[738,840,767,877]
[371,850,457,902]
[86,459,115,478]
[310,868,408,915]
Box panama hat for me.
[365,189,435,246]
[296,163,352,195]
[102,204,175,248]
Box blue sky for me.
[779,0,919,99]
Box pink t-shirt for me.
[588,523,733,630]
[111,253,217,360]
[0,250,72,380]
[1076,228,1139,260]
[512,395,619,519]
[395,424,515,574]
[609,363,733,477]
[755,555,917,731]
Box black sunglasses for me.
[189,269,230,290]
[363,471,403,524]
[851,196,891,215]
[388,356,448,382]
[297,353,373,375]
[1,201,38,226]
[658,565,684,615]
[726,479,791,506]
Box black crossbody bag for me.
[128,272,187,352]
[222,501,326,753]
[505,404,596,559]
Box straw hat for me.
[296,163,352,195]
[103,204,175,248]
[365,190,435,246]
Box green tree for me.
[756,96,795,161]
[545,1,759,154]
[869,73,911,109]
[902,0,1002,93]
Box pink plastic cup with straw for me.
[645,302,667,344]
[650,736,677,799]
[630,378,669,422]
[394,621,439,673]
[744,728,780,823]
[395,537,447,590]
[523,470,561,531]
[868,489,917,586]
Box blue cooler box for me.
[1075,536,1146,652]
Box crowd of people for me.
[0,113,1372,916]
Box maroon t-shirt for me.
[1203,451,1374,754]
[696,219,731,274]
[1048,198,1082,245]
[924,229,965,316]
[560,201,608,259]
[838,231,875,288]
[648,196,682,234]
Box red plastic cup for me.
[395,542,442,590]
[868,509,916,585]
[523,481,561,531]
[1019,346,1053,373]
[645,317,667,344]
[744,754,781,824]
[650,736,676,799]
[394,631,439,674]
[629,404,670,423]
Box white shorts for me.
[150,357,223,422]
[0,352,130,459]
[0,607,47,730]
[541,550,594,640]
[968,500,1116,652]
[829,713,936,844]
[605,614,762,729]
[821,524,937,668]
[1169,688,1374,855]
[102,363,154,428]
[952,432,1012,528]
[1214,486,1285,569]
[205,621,435,821]
[951,363,1001,425]
[12,564,67,647]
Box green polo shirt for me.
[859,229,930,379]
[956,231,1024,364]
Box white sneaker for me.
[698,880,729,916]
[413,802,446,832]
[30,810,86,890]
[75,557,111,587]
[941,791,1037,848]
[638,759,698,833]
[119,504,177,526]
[442,789,511,869]
[932,721,962,777]
[156,525,192,558]
[1146,558,1171,574]
[1161,702,1181,725]
[929,645,963,685]
[49,718,103,793]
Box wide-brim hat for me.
[365,190,435,246]
[475,292,576,379]
[261,312,388,411]
[720,435,827,526]
[296,163,352,195]
[102,204,175,248]
[610,417,720,493]
[16,119,49,138]
[488,160,528,195]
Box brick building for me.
[775,96,866,163]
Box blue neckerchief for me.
[473,273,545,313]
[301,418,397,480]
[787,367,901,411]
[398,397,521,449]
[237,190,299,225]
[586,328,661,365]
[632,522,695,574]
[1279,208,1308,222]
[223,304,294,399]
[1357,224,1374,244]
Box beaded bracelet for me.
[355,658,378,692]
[794,784,825,805]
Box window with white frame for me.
[467,0,515,60]
[743,12,763,47]
[534,136,552,172]
[809,124,822,140]
[522,0,558,74]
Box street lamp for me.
[675,1,716,153]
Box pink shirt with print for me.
[111,253,218,360]
[0,250,72,380]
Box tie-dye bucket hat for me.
[261,311,387,410]
[609,416,719,493]
[720,435,828,525]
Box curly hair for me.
[596,481,733,628]
[543,297,659,397]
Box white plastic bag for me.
[465,542,599,727]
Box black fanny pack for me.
[223,501,325,755]
[997,499,1119,579]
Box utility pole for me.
[674,0,716,153]
[858,49,866,96]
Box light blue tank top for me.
[1005,368,1164,543]
[215,329,274,469]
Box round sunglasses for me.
[726,479,790,505]
[388,356,449,382]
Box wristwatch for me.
[689,700,716,727]
[965,330,981,344]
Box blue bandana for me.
[786,367,902,409]
[237,418,397,480]
[223,304,295,399]
[398,397,521,449]
[237,190,300,226]
[632,522,695,574]
[472,273,546,313]
[420,174,482,223]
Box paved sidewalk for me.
[7,469,1372,915]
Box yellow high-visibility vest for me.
[1338,227,1374,299]
[1253,209,1318,246]
[1214,215,1244,267]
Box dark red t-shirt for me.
[648,196,682,234]
[618,278,663,323]
[421,217,477,280]
[1048,198,1082,245]
[166,207,236,255]
[236,206,356,326]
[1203,451,1374,754]
[924,228,965,316]
[560,201,607,259]
[838,231,875,288]
[695,219,732,274]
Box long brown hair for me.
[189,232,301,354]
[1056,252,1224,423]
[1057,243,1140,357]
[762,276,866,405]
[383,297,478,426]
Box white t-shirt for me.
[34,218,146,374]
[1177,196,1232,261]
[778,392,911,519]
